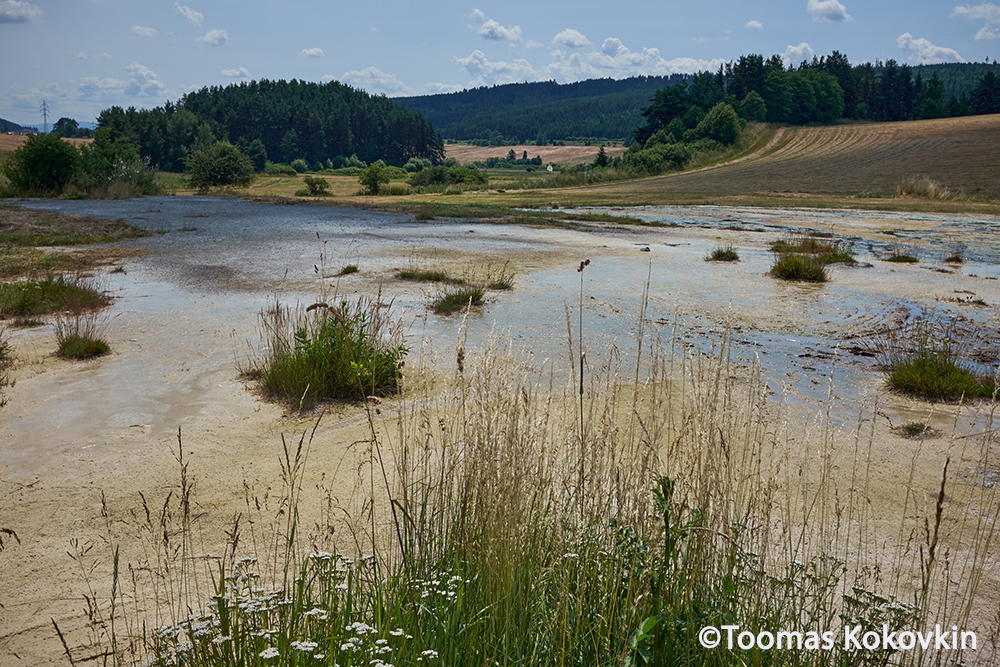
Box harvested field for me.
[609,114,1000,199]
[0,134,92,153]
[446,142,626,166]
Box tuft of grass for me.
[337,265,359,276]
[770,236,855,264]
[887,353,994,400]
[0,274,111,319]
[903,422,929,437]
[769,252,828,282]
[872,319,996,401]
[55,312,110,359]
[396,269,464,284]
[943,252,964,264]
[705,244,739,262]
[432,286,485,314]
[485,261,515,290]
[242,297,407,410]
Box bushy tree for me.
[739,91,767,122]
[1,132,81,193]
[185,141,255,191]
[359,161,390,195]
[695,103,741,144]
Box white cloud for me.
[131,25,157,37]
[467,8,522,41]
[71,51,88,59]
[896,33,965,63]
[745,20,764,30]
[783,42,815,67]
[340,67,413,96]
[174,2,203,26]
[952,3,1000,40]
[197,28,228,46]
[95,52,111,59]
[553,28,591,48]
[221,67,250,78]
[526,40,546,49]
[454,40,725,88]
[0,0,41,22]
[70,51,111,60]
[300,47,325,57]
[124,62,167,96]
[807,0,852,22]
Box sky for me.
[1,0,998,126]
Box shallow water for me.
[10,197,1000,431]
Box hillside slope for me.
[611,114,1000,199]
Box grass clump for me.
[770,236,855,264]
[903,422,929,437]
[769,252,828,282]
[337,264,359,276]
[242,297,407,409]
[705,244,739,262]
[873,320,996,401]
[396,269,464,284]
[0,274,111,319]
[886,253,919,263]
[55,313,110,359]
[432,286,485,314]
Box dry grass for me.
[445,142,626,166]
[592,115,1000,199]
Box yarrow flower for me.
[260,647,280,659]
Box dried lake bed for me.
[1,196,999,663]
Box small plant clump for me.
[886,254,919,264]
[337,265,359,276]
[902,422,929,437]
[943,253,964,264]
[396,269,464,284]
[243,297,407,409]
[295,176,331,197]
[432,286,485,315]
[770,237,855,264]
[0,274,111,319]
[706,244,740,262]
[770,253,828,282]
[55,313,110,359]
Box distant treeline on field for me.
[95,79,444,172]
[398,58,1000,145]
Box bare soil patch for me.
[446,142,626,166]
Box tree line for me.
[95,78,445,172]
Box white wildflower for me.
[260,646,280,659]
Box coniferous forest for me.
[95,79,445,172]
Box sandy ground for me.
[1,203,999,664]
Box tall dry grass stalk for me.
[65,300,1000,666]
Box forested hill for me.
[1,117,39,133]
[96,78,444,171]
[913,62,1000,101]
[397,76,688,144]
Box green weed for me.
[432,286,485,314]
[55,312,110,359]
[0,274,111,318]
[706,244,739,262]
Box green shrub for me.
[244,298,407,409]
[186,141,255,191]
[302,176,330,196]
[886,254,918,263]
[264,161,297,175]
[1,133,81,194]
[338,265,358,276]
[770,253,828,282]
[290,158,309,173]
[770,237,855,264]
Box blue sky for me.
[1,0,998,125]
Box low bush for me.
[242,298,407,409]
[770,237,855,264]
[397,269,463,284]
